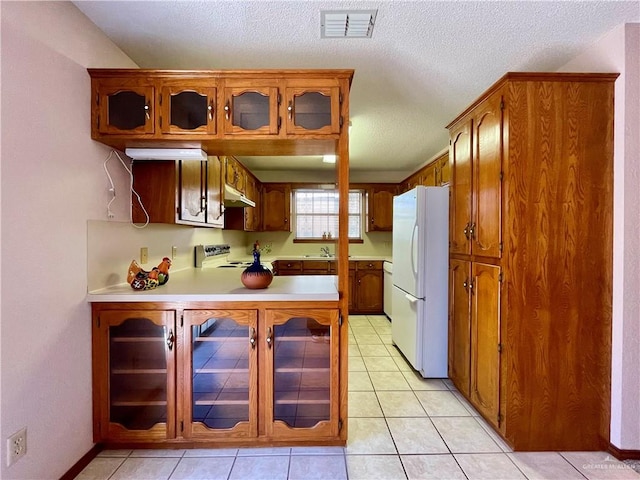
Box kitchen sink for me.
[303,254,334,258]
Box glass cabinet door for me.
[182,310,258,439]
[285,85,341,135]
[222,83,280,135]
[97,83,155,135]
[265,309,340,439]
[97,310,176,441]
[160,85,216,135]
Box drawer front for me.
[277,260,302,272]
[355,261,383,270]
[303,260,330,272]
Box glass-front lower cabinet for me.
[183,308,340,442]
[93,306,341,445]
[181,310,259,440]
[92,310,176,442]
[264,309,341,440]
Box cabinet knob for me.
[224,101,230,120]
[208,102,214,121]
[287,101,293,120]
[144,101,151,120]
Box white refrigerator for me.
[391,186,449,378]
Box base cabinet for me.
[92,304,343,446]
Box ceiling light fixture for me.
[323,154,337,164]
[321,10,377,38]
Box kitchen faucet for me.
[320,246,331,257]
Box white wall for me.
[0,2,138,478]
[558,22,640,450]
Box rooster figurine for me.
[127,257,172,290]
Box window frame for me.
[291,187,364,243]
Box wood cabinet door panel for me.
[264,309,340,440]
[97,83,155,135]
[367,186,395,232]
[160,84,216,135]
[223,84,280,135]
[470,263,501,427]
[94,310,176,442]
[262,184,291,231]
[179,161,206,223]
[448,259,471,396]
[285,85,341,135]
[355,270,383,312]
[473,95,503,258]
[439,154,450,186]
[449,120,472,255]
[181,310,259,440]
[206,157,225,227]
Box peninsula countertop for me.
[87,268,339,303]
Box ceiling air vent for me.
[321,10,377,38]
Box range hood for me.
[224,184,255,208]
[124,148,207,161]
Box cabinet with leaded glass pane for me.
[284,79,342,135]
[91,309,177,442]
[221,79,281,135]
[92,304,342,446]
[264,309,340,440]
[159,80,217,135]
[93,77,156,135]
[182,310,258,440]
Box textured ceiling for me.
[73,1,639,182]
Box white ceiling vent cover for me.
[321,10,377,38]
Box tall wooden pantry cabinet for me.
[447,72,617,451]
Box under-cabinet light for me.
[125,148,208,161]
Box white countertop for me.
[87,268,339,303]
[272,255,391,261]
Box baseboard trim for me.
[608,443,640,460]
[59,444,103,480]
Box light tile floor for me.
[76,314,639,480]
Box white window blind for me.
[293,189,362,239]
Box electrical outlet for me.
[6,427,26,467]
[172,246,177,259]
[140,247,148,264]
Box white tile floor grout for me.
[75,314,639,480]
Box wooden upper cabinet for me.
[422,162,437,186]
[284,79,342,135]
[449,92,502,258]
[224,156,247,193]
[94,78,156,135]
[472,94,502,259]
[221,80,280,135]
[438,154,450,185]
[180,161,207,223]
[262,183,291,231]
[132,159,224,228]
[206,157,225,228]
[159,80,217,135]
[449,119,473,255]
[366,185,396,232]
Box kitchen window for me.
[293,188,362,242]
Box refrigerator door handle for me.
[410,222,418,276]
[405,293,419,303]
